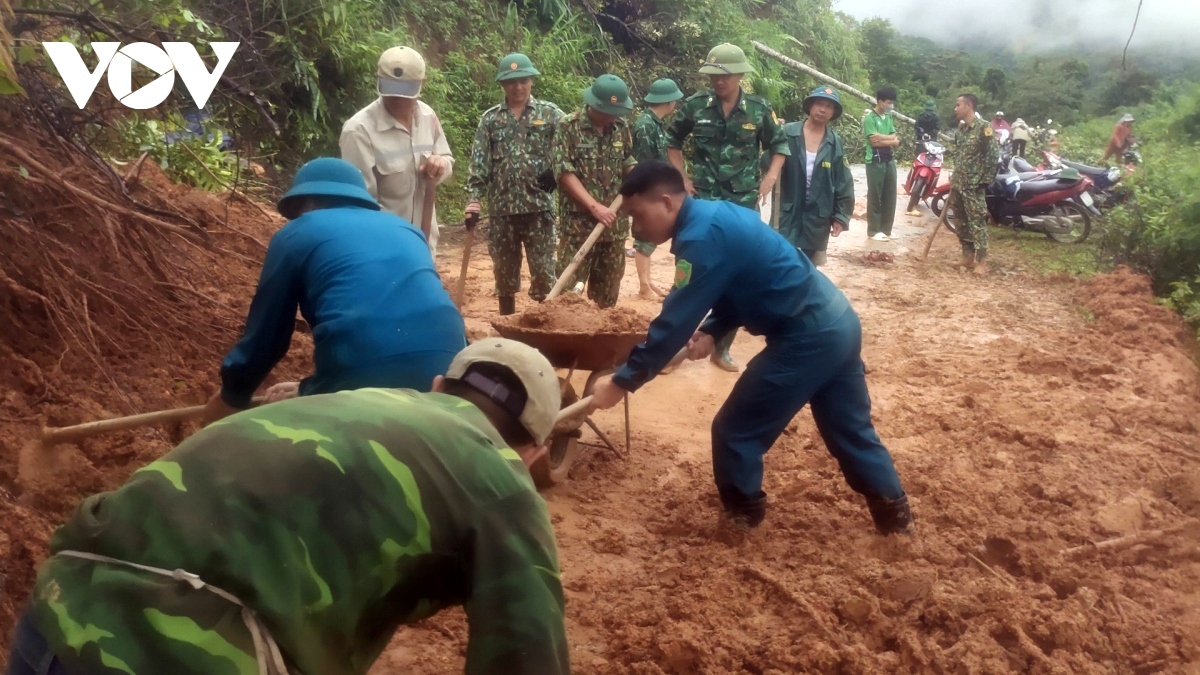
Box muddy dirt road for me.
[378,192,1200,673]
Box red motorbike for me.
[930,168,1096,244]
[903,135,945,212]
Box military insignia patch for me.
[821,161,831,168]
[984,126,994,137]
[532,119,546,126]
[511,62,518,70]
[674,260,693,289]
[742,123,756,130]
[613,141,624,148]
[610,95,618,103]
[824,88,832,94]
[772,111,779,124]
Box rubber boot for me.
[952,243,976,270]
[499,295,516,316]
[866,494,915,535]
[711,331,739,372]
[971,250,989,276]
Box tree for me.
[1097,68,1160,113]
[982,68,1007,103]
[858,18,909,88]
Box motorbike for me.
[903,134,945,212]
[930,167,1097,244]
[1035,149,1126,208]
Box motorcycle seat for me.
[1015,178,1075,196]
[1061,160,1109,177]
[1010,157,1036,172]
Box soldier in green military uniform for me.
[554,74,637,309]
[9,339,570,675]
[950,92,999,275]
[467,53,565,314]
[667,43,789,371]
[777,86,855,266]
[630,78,684,299]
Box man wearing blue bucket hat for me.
[202,157,467,423]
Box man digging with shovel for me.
[590,161,913,537]
[202,157,466,424]
[8,339,570,675]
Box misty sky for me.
[831,0,1197,53]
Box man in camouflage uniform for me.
[630,78,685,299]
[554,74,637,309]
[667,43,789,371]
[950,92,999,275]
[9,339,570,675]
[466,53,565,315]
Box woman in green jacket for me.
[778,86,855,266]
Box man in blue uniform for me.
[590,160,912,535]
[202,157,467,422]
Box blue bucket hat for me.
[277,158,380,220]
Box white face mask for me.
[883,103,894,113]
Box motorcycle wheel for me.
[930,193,958,234]
[906,176,927,213]
[1044,201,1091,244]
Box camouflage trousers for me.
[951,186,989,259]
[556,214,626,309]
[488,211,557,300]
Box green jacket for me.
[778,121,854,252]
[632,109,670,163]
[553,108,637,241]
[668,90,789,209]
[467,97,565,216]
[29,389,569,675]
[951,116,1000,189]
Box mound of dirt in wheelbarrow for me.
[512,294,653,334]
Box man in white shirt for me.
[341,46,453,254]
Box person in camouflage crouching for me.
[466,53,565,315]
[8,339,570,675]
[667,42,789,371]
[553,74,637,308]
[950,92,999,275]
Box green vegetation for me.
[2,0,1198,334]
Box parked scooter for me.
[1035,149,1125,208]
[930,166,1098,244]
[903,134,945,213]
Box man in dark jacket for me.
[202,157,468,423]
[777,86,854,266]
[915,100,940,148]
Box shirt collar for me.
[373,98,425,134]
[705,90,745,115]
[674,195,695,238]
[500,96,538,118]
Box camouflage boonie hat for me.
[497,53,540,82]
[699,43,755,75]
[445,339,562,445]
[582,74,633,117]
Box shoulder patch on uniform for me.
[772,110,780,124]
[674,260,693,289]
[742,122,756,130]
[984,126,994,137]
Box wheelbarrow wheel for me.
[530,378,585,490]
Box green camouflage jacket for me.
[553,108,637,239]
[467,97,565,216]
[667,90,789,209]
[951,116,1000,189]
[632,110,670,163]
[29,389,569,675]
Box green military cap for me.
[582,74,633,116]
[699,43,755,75]
[924,100,936,111]
[644,78,684,104]
[803,85,843,121]
[496,53,541,82]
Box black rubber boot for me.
[498,295,516,316]
[718,487,768,529]
[866,494,915,535]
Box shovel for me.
[545,195,624,301]
[456,213,481,307]
[922,187,954,260]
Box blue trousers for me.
[6,611,68,675]
[712,308,905,517]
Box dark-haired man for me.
[590,160,913,536]
[9,339,570,675]
[863,86,900,241]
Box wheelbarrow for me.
[492,321,647,489]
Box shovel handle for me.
[42,397,267,447]
[546,196,623,301]
[455,225,476,308]
[922,188,953,260]
[554,395,594,427]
